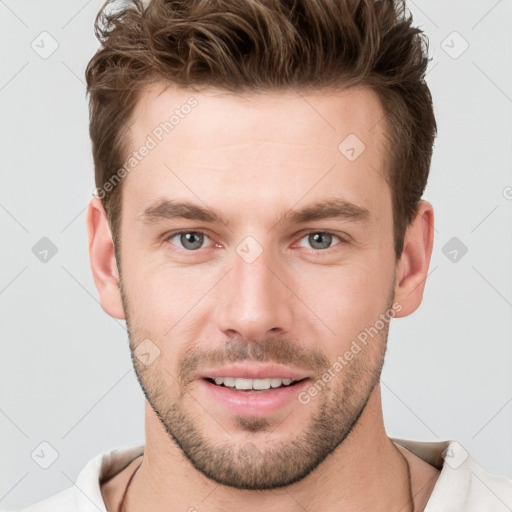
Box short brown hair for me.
[86,0,436,262]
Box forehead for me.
[130,82,387,149]
[121,83,390,226]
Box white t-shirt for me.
[5,438,512,511]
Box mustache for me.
[177,336,330,386]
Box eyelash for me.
[163,230,348,253]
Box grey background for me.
[1,0,511,509]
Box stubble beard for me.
[118,273,392,490]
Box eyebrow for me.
[138,197,371,227]
[281,198,371,225]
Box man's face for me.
[117,84,398,489]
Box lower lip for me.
[199,378,310,417]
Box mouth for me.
[204,376,308,393]
[197,365,312,417]
[196,363,312,416]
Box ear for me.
[86,196,125,319]
[393,200,434,318]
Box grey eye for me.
[174,232,206,250]
[308,232,334,250]
[297,232,343,250]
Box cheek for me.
[122,253,216,328]
[294,263,392,351]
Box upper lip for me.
[199,363,310,381]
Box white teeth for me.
[252,379,271,390]
[235,378,253,390]
[223,377,236,387]
[211,377,297,390]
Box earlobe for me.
[86,196,126,319]
[393,200,435,318]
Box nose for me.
[215,242,295,343]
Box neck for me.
[123,386,414,512]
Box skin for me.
[87,83,439,512]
